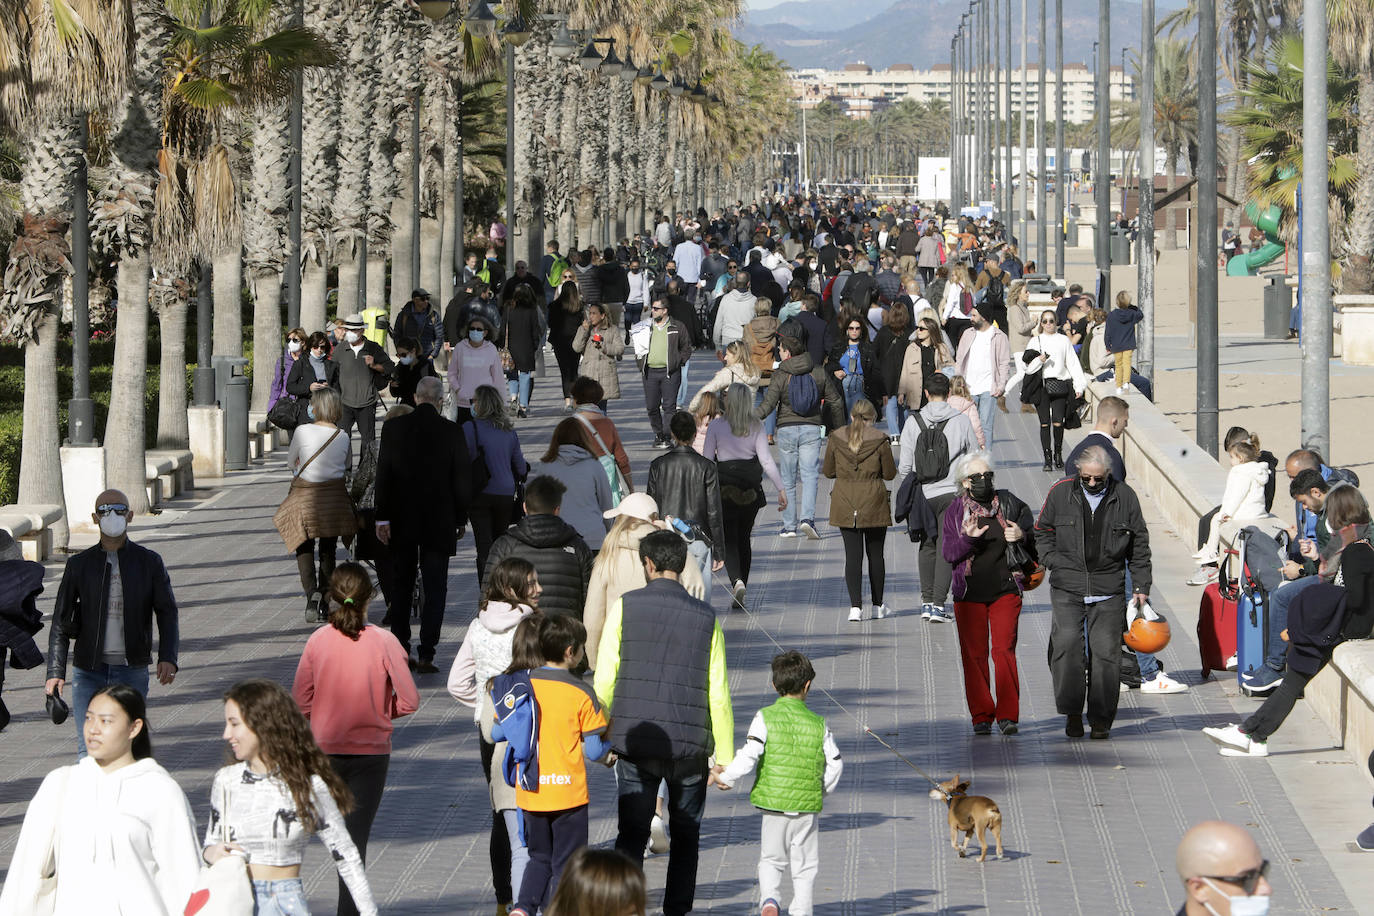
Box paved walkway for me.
[0,354,1364,914]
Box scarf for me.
[309,353,327,382]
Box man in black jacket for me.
[46,489,179,755]
[485,475,594,619]
[1035,445,1153,739]
[647,411,726,586]
[335,313,394,453]
[376,378,472,672]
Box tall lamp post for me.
[1197,0,1219,455]
[1138,0,1156,382]
[1036,0,1047,269]
[1094,7,1110,314]
[1300,0,1330,457]
[1054,0,1065,278]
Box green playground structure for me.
[1226,202,1286,276]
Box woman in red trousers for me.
[941,452,1038,736]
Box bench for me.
[146,449,194,503]
[1306,641,1374,787]
[0,503,64,561]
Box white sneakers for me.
[873,603,891,619]
[848,606,863,622]
[1186,566,1219,586]
[1140,673,1190,694]
[648,814,670,854]
[1203,723,1269,757]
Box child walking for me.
[716,651,843,916]
[1193,436,1271,567]
[1105,290,1143,393]
[503,615,613,916]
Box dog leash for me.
[706,564,954,799]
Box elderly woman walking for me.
[275,388,358,622]
[941,452,1037,736]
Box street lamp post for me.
[1095,5,1110,314]
[1004,0,1012,223]
[1197,0,1218,455]
[69,121,97,439]
[1138,0,1155,383]
[1036,0,1047,269]
[1018,0,1027,247]
[1300,0,1331,458]
[1054,0,1065,278]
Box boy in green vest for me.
[715,650,842,916]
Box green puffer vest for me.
[749,697,826,813]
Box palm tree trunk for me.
[18,311,68,547]
[421,215,443,293]
[212,246,242,356]
[251,267,283,410]
[155,284,190,448]
[336,252,360,316]
[389,189,414,323]
[1344,70,1374,294]
[301,258,328,332]
[106,251,152,512]
[365,253,387,317]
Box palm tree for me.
[1152,40,1199,181]
[1328,0,1374,292]
[300,0,340,334]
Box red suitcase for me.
[1198,553,1239,678]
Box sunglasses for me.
[1041,318,1057,325]
[1079,474,1107,485]
[96,503,128,515]
[966,471,994,482]
[1201,860,1269,896]
[848,325,863,331]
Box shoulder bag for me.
[293,429,342,480]
[500,318,516,374]
[573,413,628,507]
[183,782,254,916]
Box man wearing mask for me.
[625,257,651,332]
[650,259,676,305]
[631,297,693,449]
[1174,821,1273,915]
[500,260,543,309]
[394,289,443,369]
[46,489,180,755]
[1035,446,1152,739]
[335,314,394,451]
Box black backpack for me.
[911,414,952,483]
[983,272,1005,309]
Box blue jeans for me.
[73,663,150,757]
[883,397,905,438]
[505,371,533,408]
[776,425,823,530]
[687,538,712,592]
[252,878,310,916]
[841,372,864,414]
[754,387,778,437]
[973,392,997,446]
[1267,575,1318,671]
[677,360,691,409]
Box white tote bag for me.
[183,785,254,916]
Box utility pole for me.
[1018,0,1028,246]
[1138,0,1156,383]
[1196,0,1219,454]
[1036,0,1047,269]
[951,36,960,211]
[1004,0,1013,222]
[1095,0,1111,315]
[1054,0,1065,278]
[994,3,1001,210]
[1301,0,1331,458]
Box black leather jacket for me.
[47,540,179,679]
[646,446,726,555]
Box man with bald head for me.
[46,489,179,756]
[1175,820,1272,914]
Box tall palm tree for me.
[1328,0,1374,292]
[299,0,339,334]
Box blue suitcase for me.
[1234,531,1277,697]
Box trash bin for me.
[1111,229,1132,265]
[212,356,249,407]
[213,356,251,472]
[1264,277,1292,340]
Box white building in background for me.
[790,61,1134,124]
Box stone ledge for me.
[0,503,63,561]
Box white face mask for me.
[287,340,301,353]
[345,330,360,344]
[1203,880,1270,916]
[99,513,128,538]
[398,355,415,366]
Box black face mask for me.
[1080,477,1109,496]
[969,479,996,503]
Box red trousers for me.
[953,594,1023,724]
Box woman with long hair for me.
[947,374,987,449]
[572,302,625,408]
[875,299,913,441]
[545,848,647,916]
[572,376,633,489]
[0,685,201,916]
[549,279,585,412]
[940,262,975,351]
[940,452,1037,736]
[466,385,530,583]
[292,565,418,916]
[1022,310,1086,471]
[503,285,544,418]
[690,339,761,410]
[204,679,376,916]
[822,398,897,622]
[896,317,953,413]
[538,418,613,549]
[702,383,787,607]
[276,387,356,622]
[447,558,543,916]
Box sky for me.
[745,0,790,8]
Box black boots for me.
[296,552,316,596]
[1054,447,1064,469]
[1042,448,1054,472]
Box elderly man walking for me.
[45,489,180,755]
[1035,445,1152,739]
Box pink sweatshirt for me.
[447,339,505,407]
[293,624,420,755]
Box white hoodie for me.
[0,757,201,916]
[447,600,537,721]
[1220,460,1271,522]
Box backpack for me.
[787,369,822,417]
[911,414,952,483]
[959,288,974,316]
[490,671,540,791]
[983,272,1005,309]
[546,255,569,288]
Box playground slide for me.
[1226,203,1285,276]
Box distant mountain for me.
[740,0,1189,71]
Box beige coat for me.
[584,521,707,667]
[1007,298,1036,352]
[896,340,954,407]
[573,322,625,400]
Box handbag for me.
[573,413,628,507]
[183,784,254,916]
[499,320,516,373]
[267,396,302,431]
[1043,376,1072,397]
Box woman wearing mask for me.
[536,419,614,549]
[896,317,953,414]
[1022,311,1086,471]
[503,285,544,419]
[823,398,897,623]
[204,679,376,916]
[466,385,530,583]
[286,331,341,407]
[549,280,586,413]
[388,336,436,407]
[447,315,504,424]
[940,452,1037,736]
[702,383,786,608]
[573,303,625,410]
[276,387,356,622]
[269,326,308,411]
[0,686,201,916]
[447,560,543,916]
[292,564,418,916]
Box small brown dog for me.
[928,775,1004,862]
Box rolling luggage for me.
[1233,529,1278,697]
[1198,551,1238,678]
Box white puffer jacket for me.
[1220,460,1272,522]
[447,601,537,724]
